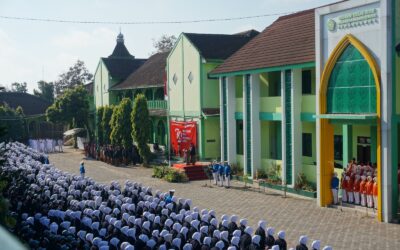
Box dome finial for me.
[117,29,124,43]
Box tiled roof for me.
[111,52,168,90]
[184,30,259,60]
[102,57,147,82]
[0,92,51,115]
[211,9,315,75]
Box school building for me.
[211,0,399,222]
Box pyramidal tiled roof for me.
[102,33,147,82]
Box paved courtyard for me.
[49,147,400,249]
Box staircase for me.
[173,162,210,181]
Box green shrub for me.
[267,162,282,184]
[153,166,167,178]
[231,163,243,176]
[164,169,188,183]
[294,173,316,192]
[256,168,268,179]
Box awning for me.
[63,128,86,137]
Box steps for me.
[173,162,210,181]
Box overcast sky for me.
[0,0,339,93]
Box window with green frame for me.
[327,44,376,114]
[302,70,312,94]
[302,133,312,157]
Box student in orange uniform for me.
[366,176,374,208]
[372,177,378,210]
[341,172,348,203]
[360,176,367,207]
[345,175,354,204]
[353,175,361,205]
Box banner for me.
[170,121,197,156]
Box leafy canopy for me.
[34,81,55,103]
[101,105,113,145]
[131,94,151,164]
[10,82,28,93]
[54,60,93,95]
[110,98,133,148]
[46,85,89,128]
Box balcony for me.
[147,100,167,110]
[260,96,282,113]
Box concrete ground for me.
[49,147,400,249]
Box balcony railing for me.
[147,100,167,110]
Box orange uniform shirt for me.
[360,180,367,194]
[341,178,347,190]
[345,179,353,192]
[366,181,373,195]
[353,179,361,193]
[373,182,378,196]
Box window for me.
[334,135,343,161]
[268,71,281,97]
[269,122,282,160]
[236,121,243,155]
[302,70,312,94]
[172,73,178,84]
[302,133,312,157]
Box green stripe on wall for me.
[245,75,252,176]
[222,77,228,160]
[285,70,292,185]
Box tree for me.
[15,106,24,116]
[54,60,93,95]
[0,104,26,141]
[152,34,177,54]
[46,85,89,129]
[10,82,28,93]
[131,94,151,164]
[102,105,113,145]
[96,107,105,145]
[34,81,55,103]
[110,98,133,148]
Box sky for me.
[0,0,339,93]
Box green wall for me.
[202,62,220,108]
[204,117,221,159]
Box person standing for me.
[331,172,339,205]
[212,161,219,185]
[224,162,231,188]
[79,161,85,179]
[190,143,196,165]
[218,163,225,187]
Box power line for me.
[0,12,293,25]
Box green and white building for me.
[167,31,258,159]
[93,33,146,108]
[212,0,400,222]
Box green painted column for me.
[370,126,377,164]
[342,124,352,166]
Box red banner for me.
[170,121,197,156]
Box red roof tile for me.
[211,9,315,75]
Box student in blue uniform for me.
[218,163,225,187]
[212,161,219,185]
[224,162,231,188]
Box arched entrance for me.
[318,34,382,221]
